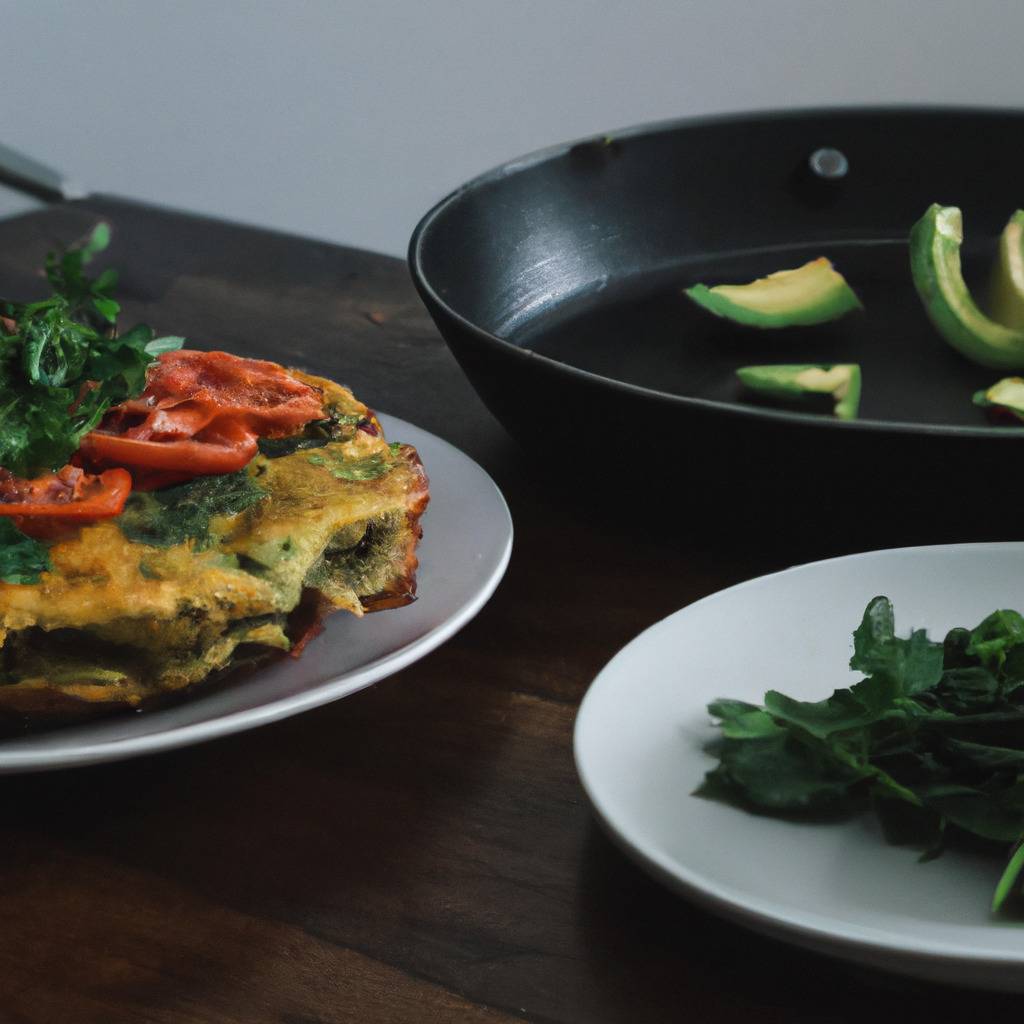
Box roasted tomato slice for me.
[79,349,324,487]
[0,466,132,534]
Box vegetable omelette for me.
[0,226,428,714]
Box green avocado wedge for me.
[685,258,863,328]
[736,363,861,420]
[910,204,1024,371]
[989,210,1024,331]
[973,376,1024,422]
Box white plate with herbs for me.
[574,542,1024,991]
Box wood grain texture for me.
[0,198,1021,1023]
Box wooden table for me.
[0,198,1020,1023]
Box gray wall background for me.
[3,0,1023,256]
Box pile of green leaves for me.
[0,223,183,480]
[700,596,1024,912]
[0,224,185,585]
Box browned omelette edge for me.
[287,444,430,657]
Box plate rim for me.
[574,540,1024,973]
[0,414,513,773]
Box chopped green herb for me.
[117,471,267,549]
[699,596,1024,913]
[0,519,52,584]
[304,444,399,482]
[330,454,393,481]
[0,224,184,478]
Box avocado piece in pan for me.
[973,376,1024,422]
[736,363,862,420]
[910,204,1024,371]
[685,258,862,328]
[989,210,1024,331]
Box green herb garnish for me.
[0,224,184,478]
[117,471,267,549]
[700,596,1024,914]
[0,520,51,584]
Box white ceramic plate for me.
[0,415,512,773]
[575,542,1024,991]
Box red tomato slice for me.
[0,466,132,522]
[81,350,324,486]
[78,433,258,475]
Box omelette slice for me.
[0,371,429,713]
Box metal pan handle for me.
[0,142,87,202]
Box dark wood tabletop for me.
[0,198,1020,1024]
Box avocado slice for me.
[973,376,1024,422]
[989,211,1024,330]
[736,363,861,420]
[910,204,1024,370]
[685,258,862,328]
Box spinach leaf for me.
[698,730,865,811]
[117,471,266,549]
[0,520,51,584]
[257,411,362,459]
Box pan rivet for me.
[808,147,848,180]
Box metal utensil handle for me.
[0,142,87,202]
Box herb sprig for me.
[0,224,184,479]
[700,596,1024,913]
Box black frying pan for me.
[410,108,1024,535]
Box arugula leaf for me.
[0,520,51,584]
[700,597,1024,914]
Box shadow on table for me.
[572,818,1024,1024]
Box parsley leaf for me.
[0,224,184,478]
[44,223,119,324]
